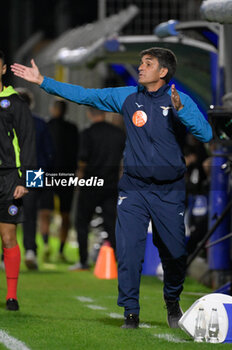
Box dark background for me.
[0,0,202,61]
[0,1,98,62]
[0,0,202,86]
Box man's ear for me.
[2,64,7,75]
[159,67,168,79]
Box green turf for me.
[0,227,229,350]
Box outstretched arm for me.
[11,59,137,114]
[11,59,44,85]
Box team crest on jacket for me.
[160,106,172,117]
[132,110,147,127]
[0,99,11,109]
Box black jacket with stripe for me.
[0,86,36,186]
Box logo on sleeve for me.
[160,106,172,117]
[0,99,11,109]
[132,110,147,127]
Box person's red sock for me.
[3,245,21,300]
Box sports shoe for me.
[25,250,38,270]
[121,313,139,329]
[6,298,19,311]
[68,262,89,271]
[165,299,183,328]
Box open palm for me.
[171,84,183,111]
[11,59,44,85]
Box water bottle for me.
[194,307,206,342]
[208,308,219,343]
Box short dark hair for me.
[15,87,35,109]
[0,50,5,65]
[140,47,177,83]
[53,99,67,116]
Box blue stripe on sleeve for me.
[41,77,137,114]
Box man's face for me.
[0,59,7,83]
[138,55,167,87]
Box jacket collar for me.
[0,86,18,97]
[138,83,170,97]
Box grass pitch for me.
[0,227,229,350]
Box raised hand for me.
[171,84,183,111]
[11,59,44,85]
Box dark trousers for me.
[23,188,52,253]
[116,176,187,316]
[22,190,38,253]
[75,188,118,265]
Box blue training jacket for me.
[41,77,212,182]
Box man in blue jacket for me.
[11,47,212,328]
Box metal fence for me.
[106,0,202,35]
[18,0,204,128]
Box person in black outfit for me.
[70,107,126,270]
[184,134,209,256]
[0,52,36,310]
[40,99,79,261]
[16,88,54,269]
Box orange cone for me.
[94,244,118,279]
